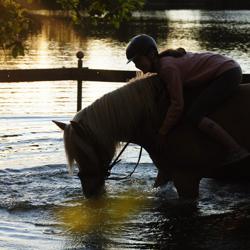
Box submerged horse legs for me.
[145,142,201,199]
[151,155,201,199]
[172,170,201,199]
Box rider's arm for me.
[159,66,184,135]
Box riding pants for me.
[186,67,242,126]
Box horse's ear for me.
[52,120,67,131]
[70,120,84,136]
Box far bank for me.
[144,0,250,10]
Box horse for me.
[53,73,250,199]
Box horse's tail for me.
[63,125,75,175]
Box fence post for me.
[76,51,84,111]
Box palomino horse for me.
[54,74,250,198]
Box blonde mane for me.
[64,73,162,172]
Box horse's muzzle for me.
[78,172,105,199]
[83,186,105,199]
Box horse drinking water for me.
[54,74,250,199]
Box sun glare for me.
[55,190,149,234]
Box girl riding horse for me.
[126,34,250,165]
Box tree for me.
[0,0,38,57]
[0,0,144,57]
[56,0,145,29]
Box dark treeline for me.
[16,0,250,10]
[144,0,250,10]
[16,0,61,9]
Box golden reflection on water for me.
[165,10,202,22]
[56,190,149,234]
[160,10,202,52]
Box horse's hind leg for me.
[172,171,201,199]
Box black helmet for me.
[126,34,158,63]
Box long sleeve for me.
[159,66,184,135]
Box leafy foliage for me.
[0,0,37,57]
[56,0,145,28]
[0,0,144,57]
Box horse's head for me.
[53,120,112,198]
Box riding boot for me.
[198,117,250,165]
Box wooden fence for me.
[0,51,249,111]
[0,51,137,111]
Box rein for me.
[70,121,142,181]
[106,142,143,180]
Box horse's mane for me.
[64,73,162,172]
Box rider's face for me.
[133,56,153,73]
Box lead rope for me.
[106,143,143,180]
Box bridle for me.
[106,141,142,180]
[70,121,142,181]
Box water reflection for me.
[1,10,250,71]
[1,163,250,249]
[56,190,150,249]
[58,196,213,249]
[1,10,250,169]
[198,21,250,53]
[57,191,147,233]
[59,188,250,249]
[1,10,250,249]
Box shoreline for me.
[16,0,250,11]
[144,0,250,10]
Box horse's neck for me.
[133,84,206,162]
[78,75,168,147]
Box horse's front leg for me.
[172,170,201,199]
[153,162,201,199]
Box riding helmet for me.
[126,34,158,63]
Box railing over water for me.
[0,51,249,111]
[0,51,137,112]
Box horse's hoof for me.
[172,172,201,199]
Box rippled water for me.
[1,10,250,249]
[1,164,250,249]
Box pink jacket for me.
[158,52,240,134]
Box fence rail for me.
[0,68,136,83]
[0,51,249,111]
[0,52,137,111]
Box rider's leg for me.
[198,117,249,164]
[186,67,249,164]
[198,116,241,153]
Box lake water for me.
[1,10,250,249]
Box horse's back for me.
[164,83,250,178]
[211,83,250,148]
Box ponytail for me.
[159,48,186,58]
